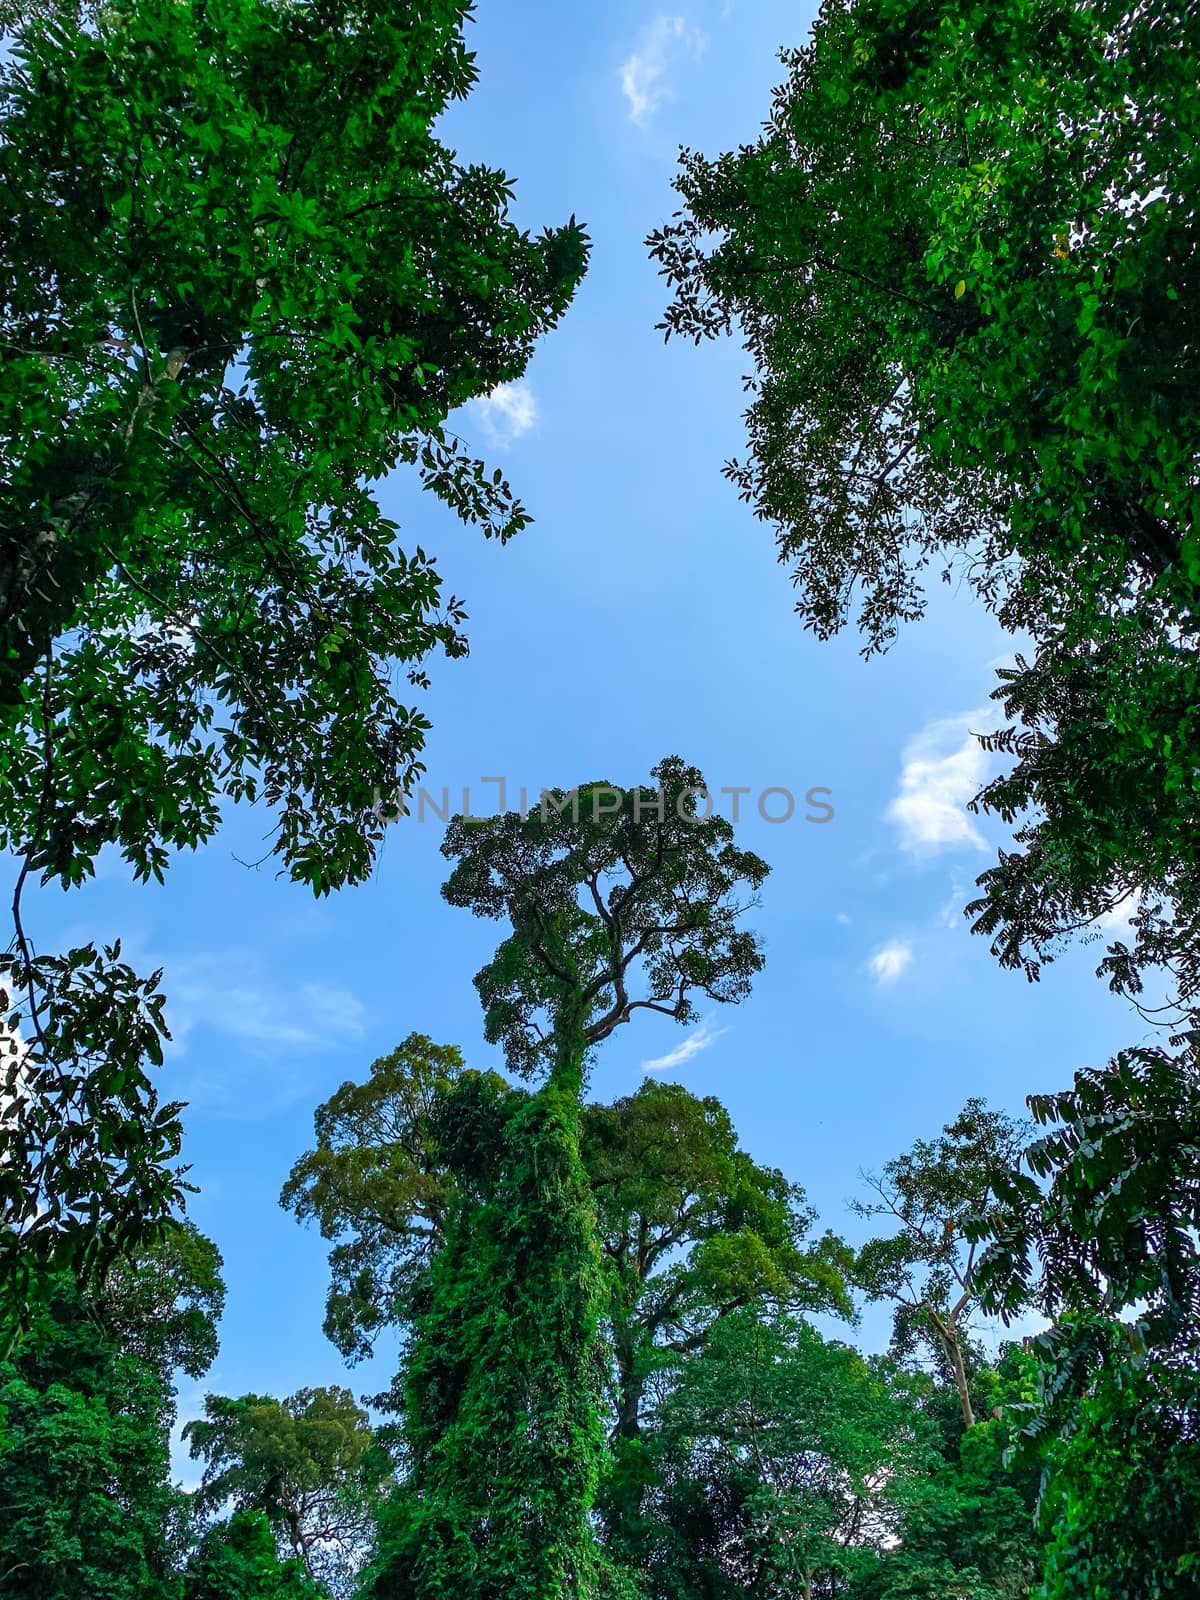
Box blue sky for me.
[33,0,1148,1472]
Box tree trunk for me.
[945,1326,976,1429]
[926,1303,976,1428]
[548,993,589,1101]
[614,1358,642,1441]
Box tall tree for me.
[367,757,769,1600]
[638,1308,932,1600]
[0,0,587,1337]
[974,1043,1200,1597]
[439,757,769,1098]
[184,1386,386,1597]
[648,0,1200,1027]
[852,1099,1027,1429]
[0,1221,224,1596]
[282,1049,850,1414]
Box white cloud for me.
[643,1014,728,1073]
[165,953,366,1055]
[868,941,913,986]
[619,16,707,128]
[1097,889,1142,931]
[886,711,991,856]
[159,951,367,1117]
[836,912,852,926]
[473,380,537,444]
[939,882,967,930]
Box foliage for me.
[440,755,768,1093]
[649,12,1200,1584]
[648,0,1200,1019]
[181,1509,326,1600]
[282,1049,851,1416]
[584,1081,854,1566]
[852,1098,1027,1427]
[0,0,586,1335]
[635,1308,932,1600]
[584,1078,853,1442]
[649,0,1197,645]
[977,1046,1200,1346]
[368,1075,609,1600]
[96,1218,225,1381]
[0,949,185,1357]
[973,1047,1200,1595]
[0,1300,180,1596]
[184,1386,387,1596]
[369,763,769,1598]
[854,1351,1045,1600]
[279,1033,462,1363]
[963,644,1200,1030]
[1034,1351,1200,1600]
[0,1224,224,1595]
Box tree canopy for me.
[649,0,1200,1028]
[280,1033,460,1364]
[184,1385,387,1595]
[0,0,587,1340]
[440,755,768,1093]
[0,1223,224,1596]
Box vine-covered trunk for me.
[371,1018,608,1599]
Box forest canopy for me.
[2,0,1199,1595]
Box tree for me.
[851,1099,1027,1429]
[0,1223,224,1596]
[582,1080,852,1565]
[440,757,769,1097]
[651,0,1197,645]
[972,1043,1200,1596]
[282,1050,850,1411]
[279,1033,461,1364]
[181,1509,325,1600]
[0,0,587,1338]
[368,757,769,1599]
[368,1065,614,1600]
[283,1054,852,1567]
[647,0,1200,1025]
[639,1308,932,1600]
[184,1386,386,1597]
[853,1350,1046,1600]
[583,1079,853,1446]
[92,1217,225,1383]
